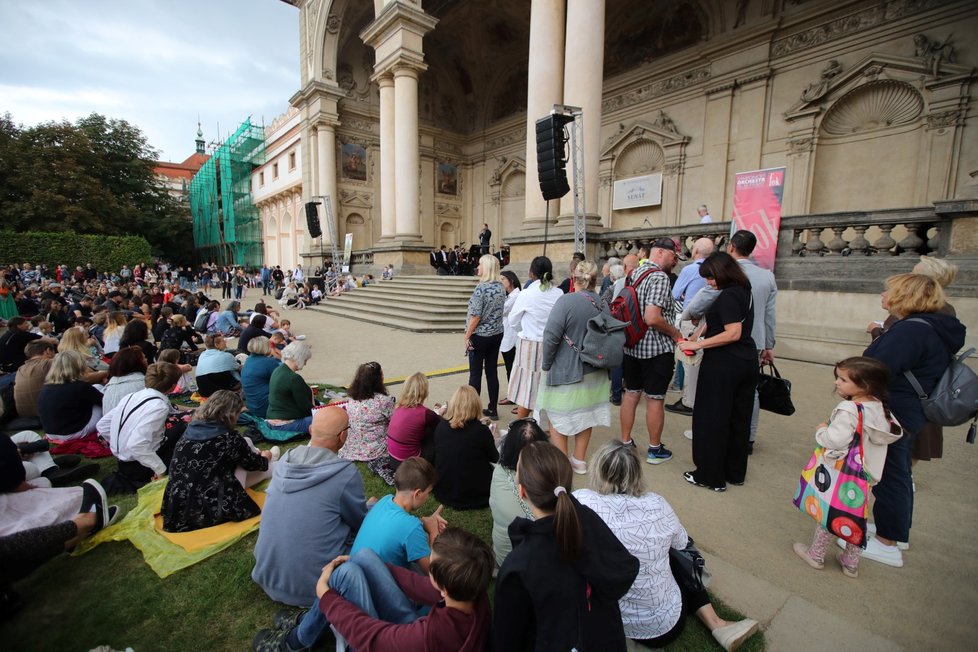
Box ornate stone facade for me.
[281,0,976,273]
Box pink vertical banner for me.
[731,167,787,271]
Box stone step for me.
[324,293,469,317]
[307,275,477,332]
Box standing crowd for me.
[1,239,968,650]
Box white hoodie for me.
[816,400,903,483]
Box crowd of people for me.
[0,241,968,650]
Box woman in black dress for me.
[677,252,758,492]
[161,390,274,532]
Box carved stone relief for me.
[820,80,923,136]
[615,140,665,177]
[913,33,956,78]
[926,110,962,131]
[486,128,527,151]
[603,67,711,114]
[800,60,842,102]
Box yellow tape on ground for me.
[384,360,504,386]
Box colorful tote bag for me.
[792,403,872,547]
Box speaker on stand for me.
[535,113,574,256]
[305,201,325,278]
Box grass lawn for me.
[1,443,763,651]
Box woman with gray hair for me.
[241,336,282,418]
[575,441,758,651]
[266,341,315,433]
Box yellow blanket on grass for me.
[71,478,266,578]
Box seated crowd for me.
[0,256,792,652]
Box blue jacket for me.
[864,312,966,434]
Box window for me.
[259,171,265,187]
[273,163,279,180]
[288,151,296,171]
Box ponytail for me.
[517,442,581,562]
[552,487,581,562]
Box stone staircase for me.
[308,275,479,332]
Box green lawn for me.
[0,445,763,651]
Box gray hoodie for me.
[251,445,368,606]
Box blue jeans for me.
[293,549,425,648]
[271,416,314,434]
[611,365,623,402]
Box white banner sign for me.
[612,173,662,210]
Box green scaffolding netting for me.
[189,119,265,267]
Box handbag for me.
[668,536,711,591]
[792,403,872,547]
[757,361,795,416]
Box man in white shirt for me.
[697,204,712,223]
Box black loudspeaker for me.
[305,202,322,238]
[535,114,574,201]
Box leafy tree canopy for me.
[0,112,193,264]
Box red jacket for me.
[319,564,490,652]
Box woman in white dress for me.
[506,256,562,419]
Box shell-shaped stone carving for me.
[821,80,923,136]
[615,139,665,177]
[501,170,526,198]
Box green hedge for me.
[0,231,154,272]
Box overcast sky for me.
[0,0,299,162]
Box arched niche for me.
[345,212,371,250]
[500,170,526,240]
[784,51,975,214]
[439,221,456,248]
[599,116,689,229]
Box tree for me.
[0,112,193,264]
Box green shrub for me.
[0,230,154,271]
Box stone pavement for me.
[250,300,978,651]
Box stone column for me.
[393,65,423,241]
[316,121,338,244]
[562,0,604,220]
[377,73,396,240]
[523,0,566,227]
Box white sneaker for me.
[296,334,306,340]
[569,456,587,475]
[856,536,904,567]
[683,429,693,440]
[269,446,281,462]
[867,523,909,550]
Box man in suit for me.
[479,224,491,255]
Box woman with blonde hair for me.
[37,351,104,442]
[161,390,276,532]
[431,385,499,509]
[101,312,128,357]
[860,272,965,567]
[387,371,443,466]
[537,260,613,474]
[58,326,107,371]
[463,254,506,419]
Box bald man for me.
[666,238,716,419]
[252,407,373,607]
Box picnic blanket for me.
[50,433,113,458]
[72,478,266,578]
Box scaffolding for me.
[189,119,265,267]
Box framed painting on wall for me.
[341,143,367,181]
[436,162,458,196]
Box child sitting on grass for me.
[255,527,492,652]
[253,457,448,652]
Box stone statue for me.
[801,60,842,102]
[914,33,955,77]
[652,110,678,134]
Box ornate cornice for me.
[603,66,711,113]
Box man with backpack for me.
[616,238,685,465]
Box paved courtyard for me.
[257,301,977,651]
